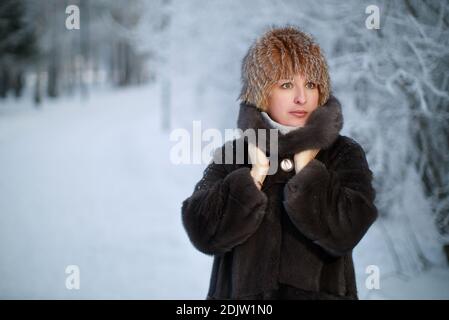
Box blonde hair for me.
[239,25,331,111]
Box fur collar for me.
[237,95,344,157]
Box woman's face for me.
[266,73,320,127]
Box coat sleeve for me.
[282,142,378,257]
[181,159,268,256]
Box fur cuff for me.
[286,159,329,193]
[283,159,330,241]
[225,167,267,205]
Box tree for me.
[0,0,36,98]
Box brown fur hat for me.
[238,25,331,110]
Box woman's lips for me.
[289,110,308,118]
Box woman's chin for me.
[284,117,306,127]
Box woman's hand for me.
[294,149,320,173]
[248,143,270,190]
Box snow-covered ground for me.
[1,84,448,299]
[362,267,449,300]
[0,84,212,299]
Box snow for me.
[0,84,212,299]
[361,267,449,300]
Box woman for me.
[181,26,378,300]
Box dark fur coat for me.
[181,95,378,300]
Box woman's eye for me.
[305,82,316,89]
[281,82,293,89]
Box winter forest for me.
[1,0,448,299]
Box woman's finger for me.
[248,143,269,167]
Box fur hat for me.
[238,25,331,110]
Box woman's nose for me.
[293,86,306,105]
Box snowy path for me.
[0,85,211,299]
